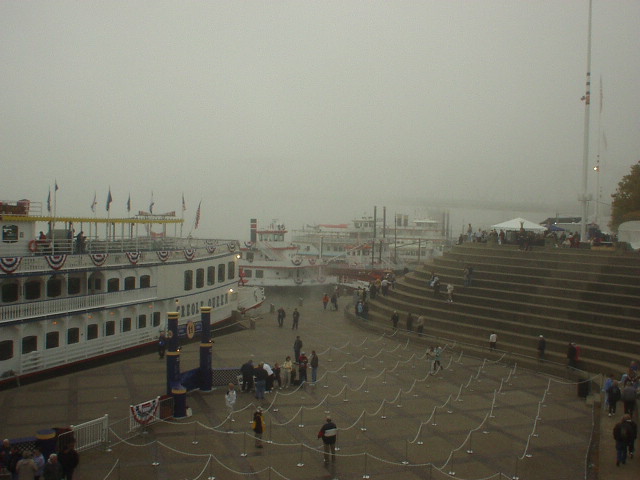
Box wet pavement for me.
[0,290,636,480]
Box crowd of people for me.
[604,361,639,467]
[0,439,78,480]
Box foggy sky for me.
[2,1,639,239]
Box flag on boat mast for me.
[54,180,59,192]
[47,188,51,213]
[106,188,113,212]
[149,192,155,214]
[91,192,97,213]
[195,201,201,229]
[182,193,186,212]
[126,193,131,213]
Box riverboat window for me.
[227,262,235,279]
[121,317,132,332]
[207,266,215,285]
[107,278,120,293]
[255,270,263,279]
[1,282,18,302]
[217,264,225,282]
[0,340,13,361]
[196,268,204,288]
[152,311,161,327]
[22,336,37,354]
[45,332,59,349]
[24,280,41,300]
[184,270,193,291]
[124,277,136,290]
[105,321,115,336]
[67,277,81,295]
[138,314,147,329]
[88,276,102,292]
[2,225,18,243]
[244,269,253,278]
[87,324,98,340]
[46,277,62,298]
[67,328,80,344]
[140,275,151,288]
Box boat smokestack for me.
[250,218,257,243]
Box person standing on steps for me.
[537,335,546,361]
[489,332,497,350]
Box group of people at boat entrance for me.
[33,226,86,254]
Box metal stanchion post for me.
[240,432,248,457]
[362,452,370,479]
[192,422,199,445]
[402,439,409,465]
[296,443,305,467]
[298,409,305,428]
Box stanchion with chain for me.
[431,409,437,426]
[512,456,520,480]
[296,443,305,467]
[364,377,369,393]
[324,398,330,414]
[448,454,455,476]
[192,422,199,445]
[298,409,305,427]
[151,442,160,466]
[342,364,347,378]
[362,452,370,479]
[402,439,409,465]
[381,402,387,419]
[240,432,248,457]
[397,390,402,408]
[207,454,215,480]
[343,388,349,403]
[466,431,474,454]
[361,415,367,432]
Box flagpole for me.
[579,0,593,243]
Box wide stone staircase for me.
[366,242,640,378]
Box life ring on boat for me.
[28,240,38,252]
[294,277,303,285]
[317,276,326,283]
[292,257,302,266]
[308,258,316,265]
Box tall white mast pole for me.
[579,0,593,242]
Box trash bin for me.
[577,379,590,398]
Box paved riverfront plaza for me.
[0,290,636,479]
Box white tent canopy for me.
[491,217,546,232]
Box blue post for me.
[199,306,213,392]
[172,386,188,418]
[166,312,181,395]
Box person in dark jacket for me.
[57,442,79,480]
[240,359,254,393]
[613,414,637,466]
[42,453,63,480]
[318,417,338,464]
[606,380,622,417]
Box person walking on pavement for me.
[293,336,303,363]
[277,307,285,327]
[292,308,300,329]
[225,383,237,422]
[252,407,266,448]
[318,417,338,465]
[310,350,319,383]
[613,414,637,466]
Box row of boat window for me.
[184,262,235,291]
[0,312,162,361]
[1,274,153,303]
[0,261,237,303]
